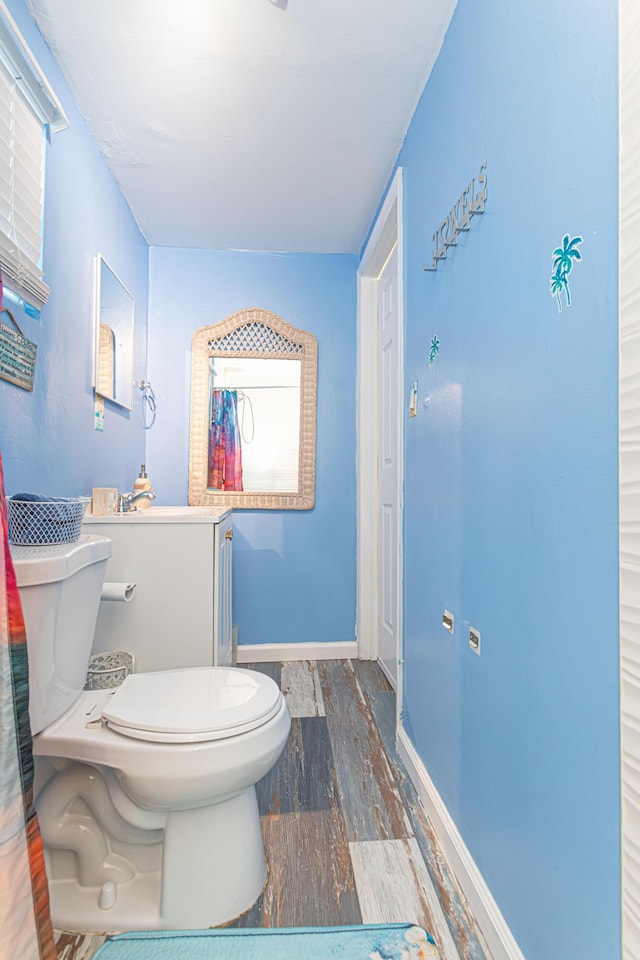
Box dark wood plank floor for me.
[55,659,492,960]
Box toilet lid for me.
[101,667,283,743]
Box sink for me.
[83,505,232,524]
[148,505,216,515]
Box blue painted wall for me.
[0,0,149,497]
[147,248,357,647]
[388,1,619,957]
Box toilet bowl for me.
[12,535,290,932]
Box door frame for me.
[356,167,404,693]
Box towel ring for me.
[136,379,157,429]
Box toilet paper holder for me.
[101,581,136,602]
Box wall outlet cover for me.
[442,609,454,633]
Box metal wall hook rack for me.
[423,162,487,273]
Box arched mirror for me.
[189,308,317,510]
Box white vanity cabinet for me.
[82,507,233,672]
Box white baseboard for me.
[237,641,358,663]
[397,726,526,960]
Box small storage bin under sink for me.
[85,651,135,690]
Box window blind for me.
[0,55,47,306]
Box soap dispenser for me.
[134,464,153,508]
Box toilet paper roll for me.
[101,582,136,602]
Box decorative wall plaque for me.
[549,234,583,312]
[0,307,37,391]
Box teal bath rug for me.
[93,923,438,959]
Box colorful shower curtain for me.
[209,388,244,491]
[0,453,56,959]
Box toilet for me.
[11,534,290,932]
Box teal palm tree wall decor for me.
[549,234,583,312]
[428,336,440,365]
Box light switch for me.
[94,395,105,431]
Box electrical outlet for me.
[469,626,481,655]
[442,610,454,634]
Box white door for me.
[377,244,400,688]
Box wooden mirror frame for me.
[189,307,318,510]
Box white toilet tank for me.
[11,535,112,734]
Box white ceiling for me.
[25,0,456,253]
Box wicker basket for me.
[7,497,91,545]
[85,651,135,690]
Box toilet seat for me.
[101,667,283,743]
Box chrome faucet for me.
[116,490,156,513]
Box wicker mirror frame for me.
[189,307,318,510]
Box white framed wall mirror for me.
[189,308,317,510]
[94,255,134,410]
